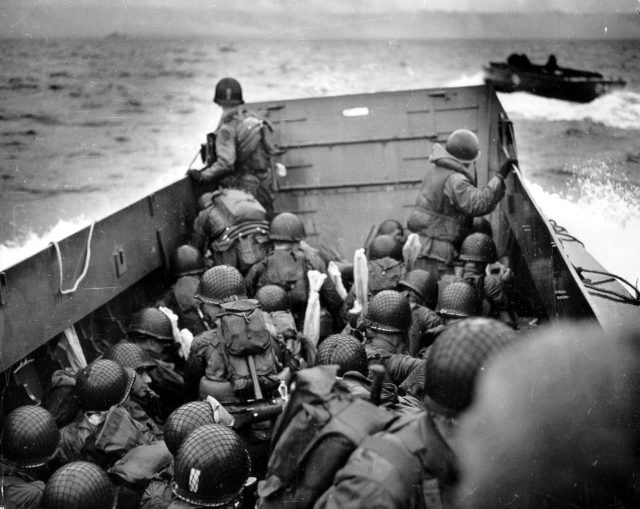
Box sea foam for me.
[0,217,91,271]
[526,173,640,289]
[498,90,640,130]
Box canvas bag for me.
[257,366,398,509]
[217,298,280,398]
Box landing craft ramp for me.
[0,85,637,381]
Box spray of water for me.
[526,163,640,287]
[0,217,91,271]
[499,90,640,130]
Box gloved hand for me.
[496,158,518,179]
[187,168,203,183]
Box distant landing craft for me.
[484,53,626,103]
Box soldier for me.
[435,280,477,327]
[0,405,60,509]
[187,77,277,217]
[345,234,406,311]
[256,284,316,371]
[102,341,165,436]
[406,129,516,278]
[362,290,422,385]
[458,232,517,327]
[374,219,405,260]
[398,269,442,356]
[170,424,253,508]
[184,264,252,400]
[315,333,369,377]
[245,212,345,333]
[42,461,116,509]
[138,400,222,509]
[128,307,187,417]
[58,359,157,466]
[456,322,640,509]
[315,317,518,509]
[156,244,207,336]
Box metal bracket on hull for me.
[0,271,6,306]
[114,248,128,278]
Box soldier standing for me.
[187,77,277,218]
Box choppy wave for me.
[0,217,91,271]
[526,168,640,288]
[498,90,640,130]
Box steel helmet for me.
[102,341,156,372]
[399,269,438,309]
[459,233,498,263]
[164,401,216,456]
[364,290,412,333]
[455,323,640,509]
[213,77,244,107]
[424,317,517,416]
[1,405,60,468]
[171,244,205,277]
[255,284,291,312]
[195,265,246,305]
[316,333,368,376]
[42,461,116,509]
[445,129,480,163]
[269,212,306,242]
[436,281,476,319]
[377,219,403,238]
[172,424,251,507]
[368,234,399,261]
[128,307,173,342]
[75,359,135,412]
[471,217,493,238]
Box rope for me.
[51,222,95,295]
[550,219,640,305]
[549,219,584,247]
[574,266,640,306]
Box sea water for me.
[1,37,639,285]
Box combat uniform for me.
[198,108,275,217]
[407,143,505,276]
[0,462,45,509]
[315,411,457,509]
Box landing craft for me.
[0,84,637,411]
[484,53,626,103]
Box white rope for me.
[51,222,95,295]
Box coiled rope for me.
[550,219,640,305]
[50,222,95,295]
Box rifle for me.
[231,402,284,430]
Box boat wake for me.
[526,171,640,287]
[0,217,91,271]
[498,90,640,130]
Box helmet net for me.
[173,424,251,507]
[42,461,116,509]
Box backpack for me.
[259,250,308,310]
[236,112,275,173]
[211,223,270,274]
[217,298,280,399]
[205,189,267,239]
[368,257,405,295]
[257,366,399,509]
[357,413,458,509]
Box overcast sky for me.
[2,0,638,38]
[4,0,638,13]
